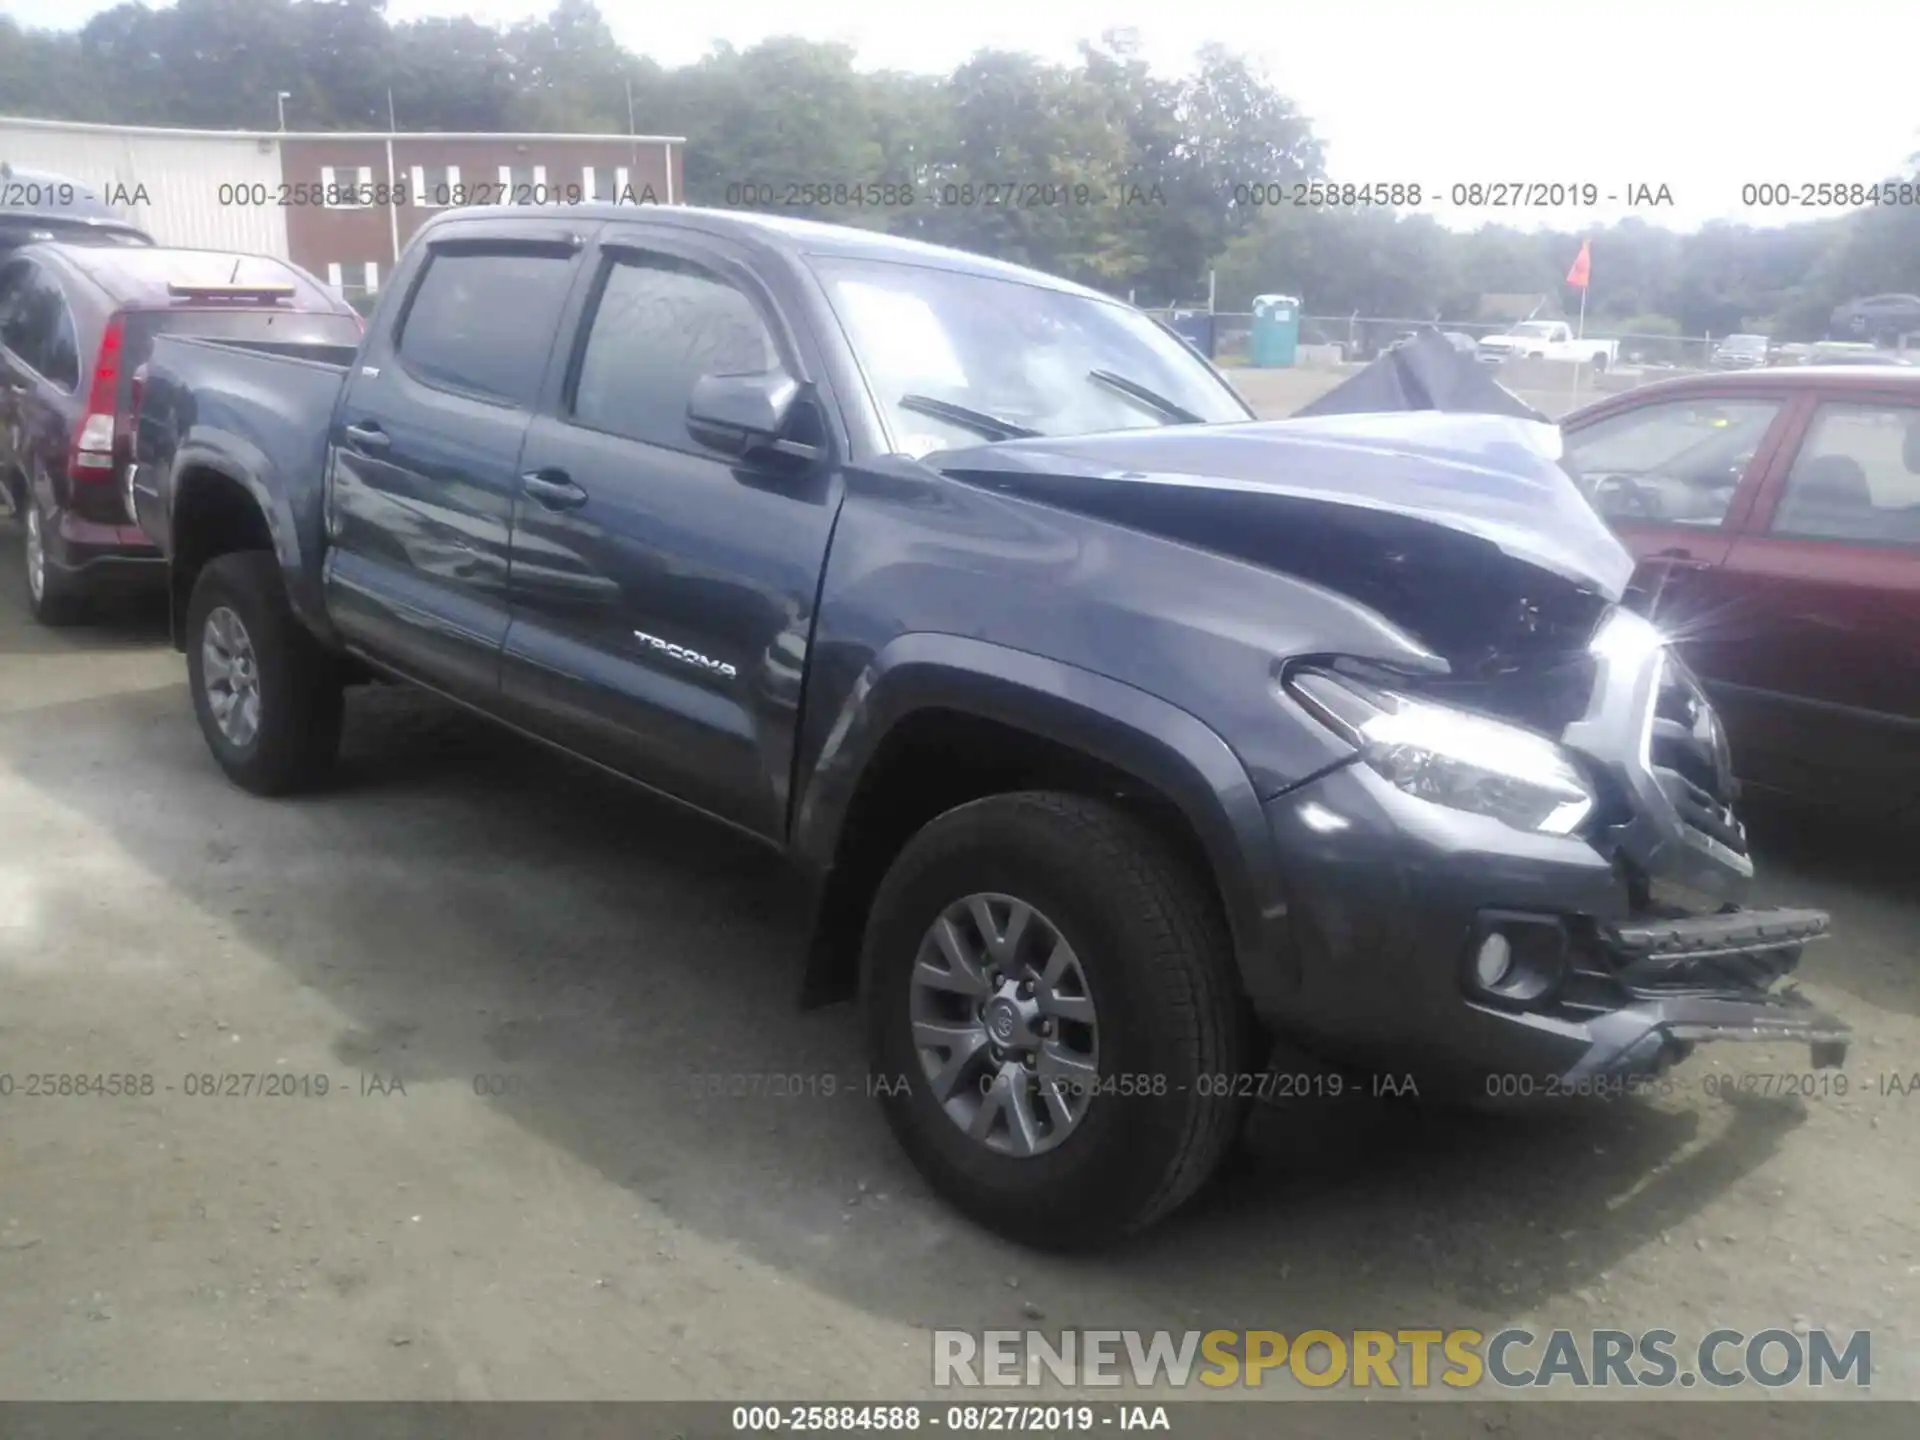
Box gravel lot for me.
[1,466,1915,1412]
[1222,363,1614,420]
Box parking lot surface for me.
[1223,363,1613,420]
[1,504,1916,1404]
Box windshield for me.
[1510,322,1558,337]
[0,218,153,254]
[810,256,1250,453]
[1723,335,1767,353]
[0,171,111,219]
[84,247,338,308]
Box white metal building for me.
[1,115,293,257]
[2,116,687,301]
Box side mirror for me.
[686,371,823,464]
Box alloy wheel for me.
[24,506,46,604]
[201,604,263,747]
[908,892,1100,1157]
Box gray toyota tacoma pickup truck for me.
[130,204,1847,1249]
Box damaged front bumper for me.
[1558,907,1849,1081]
[1249,600,1848,1095]
[1449,900,1850,1093]
[1257,757,1851,1095]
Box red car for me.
[1562,367,1920,814]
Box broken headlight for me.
[1291,671,1597,835]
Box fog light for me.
[1475,932,1515,989]
[1464,911,1570,1006]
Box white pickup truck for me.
[1476,321,1618,370]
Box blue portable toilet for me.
[1251,294,1300,368]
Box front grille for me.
[1564,608,1755,903]
[1647,658,1748,860]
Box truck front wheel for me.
[863,792,1247,1249]
[186,552,343,796]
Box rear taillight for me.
[68,311,126,482]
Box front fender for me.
[792,632,1300,1010]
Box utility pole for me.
[627,76,641,204]
[385,89,401,266]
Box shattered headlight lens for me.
[1293,673,1597,835]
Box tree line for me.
[3,0,1914,339]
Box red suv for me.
[0,242,360,624]
[1562,367,1920,814]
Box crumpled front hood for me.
[928,410,1633,679]
[929,410,1632,598]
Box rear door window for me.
[0,260,32,342]
[395,248,575,406]
[1769,402,1920,546]
[42,300,79,390]
[0,262,64,382]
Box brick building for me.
[279,132,683,299]
[0,116,685,301]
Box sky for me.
[4,0,1914,233]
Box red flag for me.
[1566,239,1591,290]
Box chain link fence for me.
[1295,316,1722,371]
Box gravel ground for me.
[0,492,1914,1416]
[1222,363,1611,420]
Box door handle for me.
[342,421,390,453]
[521,469,588,510]
[1654,546,1713,571]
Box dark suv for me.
[0,163,153,256]
[0,242,361,623]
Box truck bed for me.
[155,334,360,371]
[131,333,354,571]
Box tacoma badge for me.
[633,629,737,679]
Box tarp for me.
[1293,329,1549,424]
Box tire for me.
[863,792,1247,1249]
[18,495,88,627]
[185,551,343,795]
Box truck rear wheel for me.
[863,792,1246,1249]
[186,552,343,796]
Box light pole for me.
[276,92,291,132]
